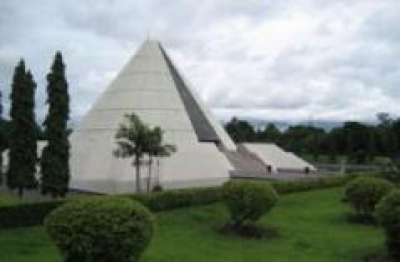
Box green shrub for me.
[45,196,154,262]
[129,186,221,211]
[271,174,357,194]
[0,200,64,228]
[375,190,400,260]
[130,175,358,212]
[222,180,278,227]
[0,174,371,229]
[345,177,395,219]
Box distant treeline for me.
[224,113,400,164]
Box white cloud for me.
[0,0,399,124]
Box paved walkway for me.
[231,171,327,181]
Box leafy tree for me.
[258,123,281,143]
[114,113,151,193]
[377,112,392,127]
[7,60,38,197]
[376,112,397,158]
[280,125,325,157]
[225,117,255,142]
[367,128,376,162]
[343,122,370,163]
[222,114,400,164]
[114,113,176,192]
[146,127,176,191]
[41,52,70,198]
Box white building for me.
[69,40,236,194]
[68,39,316,194]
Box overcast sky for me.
[0,0,399,124]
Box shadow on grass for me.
[364,252,394,262]
[345,213,378,226]
[216,223,280,240]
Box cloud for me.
[0,0,399,124]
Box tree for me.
[114,113,176,193]
[40,52,70,197]
[0,86,4,184]
[376,112,397,158]
[225,117,255,142]
[258,123,281,143]
[7,60,38,197]
[114,114,151,193]
[146,127,176,191]
[342,122,370,163]
[280,125,324,156]
[367,128,376,162]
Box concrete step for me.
[224,148,269,174]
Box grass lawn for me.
[0,187,384,262]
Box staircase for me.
[224,144,270,177]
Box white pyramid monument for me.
[69,40,236,194]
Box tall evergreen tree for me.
[41,52,70,197]
[7,60,38,197]
[0,86,3,184]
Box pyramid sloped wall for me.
[70,40,235,193]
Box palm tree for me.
[146,127,176,191]
[114,113,177,193]
[114,113,151,193]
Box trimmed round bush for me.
[375,190,400,260]
[45,196,154,262]
[345,177,394,218]
[222,180,279,227]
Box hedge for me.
[271,174,360,194]
[129,186,222,212]
[128,175,358,212]
[0,174,365,228]
[0,200,65,228]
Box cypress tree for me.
[7,60,38,197]
[0,88,3,184]
[41,52,70,197]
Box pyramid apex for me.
[145,29,160,43]
[140,37,162,50]
[144,37,160,44]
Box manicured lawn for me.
[0,187,384,262]
[0,194,21,207]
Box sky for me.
[0,0,399,125]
